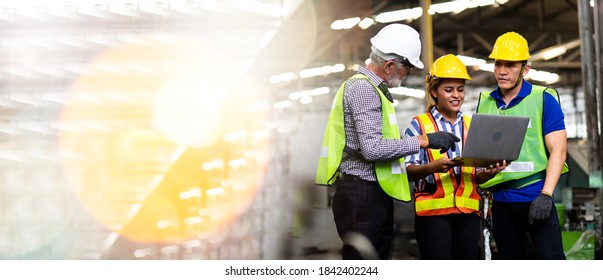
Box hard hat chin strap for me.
[511,62,526,90]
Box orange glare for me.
[58,38,270,243]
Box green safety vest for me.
[477,85,569,189]
[315,74,411,202]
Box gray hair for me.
[369,51,407,74]
[369,51,387,67]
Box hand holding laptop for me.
[475,160,509,184]
[452,114,529,167]
[432,157,463,173]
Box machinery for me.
[558,187,601,260]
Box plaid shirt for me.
[339,67,420,181]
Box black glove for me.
[528,193,552,225]
[426,131,460,153]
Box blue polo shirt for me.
[488,81,566,202]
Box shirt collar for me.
[358,66,393,102]
[430,107,463,125]
[358,66,384,87]
[489,80,533,108]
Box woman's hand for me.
[429,157,462,173]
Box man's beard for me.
[385,70,404,88]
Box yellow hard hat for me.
[489,32,530,61]
[425,54,471,83]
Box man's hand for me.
[426,131,460,153]
[528,193,553,225]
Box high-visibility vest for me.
[315,74,411,202]
[413,113,481,216]
[476,85,569,189]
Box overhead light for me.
[179,188,201,200]
[310,87,330,96]
[429,1,468,14]
[230,0,286,18]
[389,86,425,98]
[250,129,270,139]
[269,72,295,84]
[530,39,580,61]
[358,17,375,29]
[478,63,495,72]
[371,0,507,24]
[288,86,330,101]
[525,69,560,84]
[375,7,422,23]
[457,55,487,66]
[539,47,567,61]
[299,96,313,104]
[206,187,225,196]
[273,100,292,109]
[330,17,361,30]
[298,64,345,79]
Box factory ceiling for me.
[267,0,586,96]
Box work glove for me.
[528,193,552,225]
[426,131,460,154]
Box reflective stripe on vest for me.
[476,85,569,189]
[413,113,481,216]
[314,74,411,201]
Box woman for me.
[403,54,506,259]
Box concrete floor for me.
[287,186,420,260]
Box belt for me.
[338,173,381,188]
[339,173,362,181]
[338,173,373,182]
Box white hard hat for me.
[370,23,424,69]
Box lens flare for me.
[59,37,270,244]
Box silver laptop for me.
[452,113,530,167]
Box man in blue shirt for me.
[476,32,568,259]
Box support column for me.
[592,0,603,260]
[420,0,433,110]
[578,0,601,176]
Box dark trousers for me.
[332,175,393,260]
[491,201,566,259]
[414,213,481,260]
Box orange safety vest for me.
[413,113,481,216]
